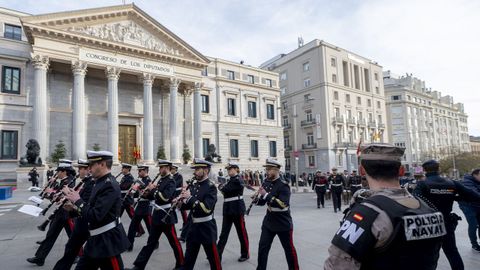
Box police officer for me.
[328,168,346,213]
[347,170,362,196]
[127,164,152,251]
[64,151,130,269]
[27,160,76,266]
[126,159,184,270]
[256,158,299,270]
[217,162,250,262]
[414,159,480,270]
[172,164,188,228]
[313,170,328,208]
[53,159,95,270]
[325,144,446,270]
[177,158,221,270]
[29,167,40,187]
[119,163,145,237]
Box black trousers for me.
[180,214,192,240]
[35,212,74,259]
[442,221,464,270]
[217,214,249,258]
[315,190,325,207]
[127,214,152,248]
[256,227,299,270]
[53,217,89,270]
[120,204,145,234]
[182,240,221,270]
[75,254,124,270]
[133,223,184,269]
[331,189,342,211]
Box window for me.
[303,62,310,72]
[308,155,315,167]
[227,98,236,116]
[364,69,370,92]
[367,99,372,107]
[346,109,352,119]
[247,75,254,84]
[265,79,272,87]
[280,72,287,81]
[4,24,22,40]
[280,87,286,95]
[267,104,275,120]
[337,154,343,166]
[358,111,363,120]
[374,73,379,81]
[227,70,235,80]
[230,139,239,158]
[346,94,350,103]
[282,101,288,110]
[377,101,381,108]
[2,67,21,94]
[250,140,259,157]
[307,133,314,145]
[357,96,362,105]
[391,95,401,101]
[269,141,277,157]
[332,74,337,83]
[303,78,311,88]
[201,95,209,113]
[202,138,210,158]
[248,101,257,118]
[353,65,360,90]
[306,110,313,122]
[378,115,383,124]
[334,91,339,100]
[342,61,349,87]
[1,130,18,159]
[375,87,379,94]
[331,57,336,67]
[334,107,340,117]
[283,116,289,127]
[304,94,311,102]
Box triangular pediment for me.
[21,4,209,67]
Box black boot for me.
[238,255,249,262]
[26,257,45,266]
[472,244,480,252]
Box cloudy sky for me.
[2,0,480,134]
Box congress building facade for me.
[0,4,283,180]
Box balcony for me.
[332,116,344,125]
[346,117,356,126]
[302,143,317,150]
[283,123,291,129]
[301,119,315,127]
[284,145,292,151]
[358,119,366,127]
[378,123,386,129]
[334,142,346,148]
[368,121,377,128]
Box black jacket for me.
[173,172,184,198]
[74,173,130,258]
[149,174,177,225]
[459,175,480,210]
[257,177,293,232]
[119,173,135,206]
[220,174,246,215]
[328,174,345,191]
[134,176,152,215]
[181,178,218,243]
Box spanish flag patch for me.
[353,213,364,222]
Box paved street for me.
[1,188,480,270]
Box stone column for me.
[169,78,181,163]
[143,73,154,163]
[32,55,49,162]
[193,82,203,158]
[106,67,121,163]
[183,88,193,149]
[71,61,87,160]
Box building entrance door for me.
[119,125,137,165]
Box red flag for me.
[356,137,363,156]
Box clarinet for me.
[115,172,122,179]
[161,177,196,223]
[39,172,58,198]
[37,177,84,230]
[246,189,261,216]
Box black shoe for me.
[26,257,45,266]
[238,256,249,262]
[35,240,43,245]
[179,237,185,243]
[135,232,144,237]
[473,245,480,252]
[127,245,133,252]
[73,256,80,264]
[155,241,159,249]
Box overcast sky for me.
[2,0,479,135]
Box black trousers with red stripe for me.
[74,254,124,270]
[127,214,152,248]
[133,223,184,269]
[217,214,249,259]
[52,217,89,270]
[35,212,74,260]
[182,240,221,270]
[120,204,145,234]
[256,228,299,270]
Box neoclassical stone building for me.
[0,4,283,180]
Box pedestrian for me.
[325,143,446,270]
[217,162,250,262]
[347,170,362,196]
[255,158,299,270]
[63,151,130,269]
[29,167,40,187]
[126,159,184,270]
[459,169,480,251]
[328,168,345,213]
[313,170,328,208]
[178,158,221,270]
[414,159,480,270]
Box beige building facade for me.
[261,39,388,174]
[0,4,283,180]
[384,71,470,172]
